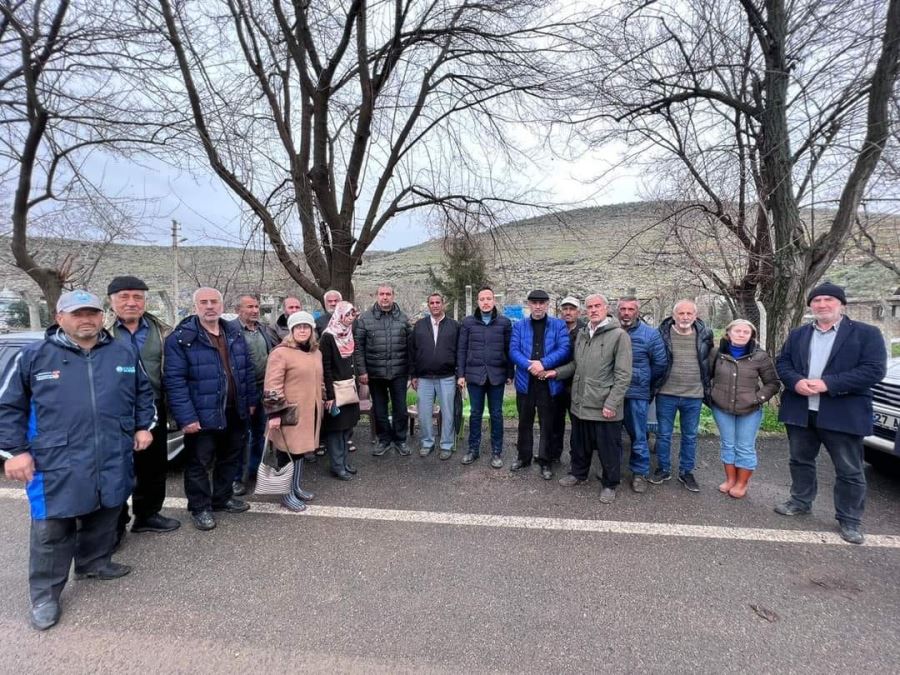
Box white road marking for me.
[1,487,898,548]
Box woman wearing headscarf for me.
[708,319,780,499]
[320,301,361,480]
[264,311,324,511]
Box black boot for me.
[293,457,315,502]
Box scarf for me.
[325,301,355,357]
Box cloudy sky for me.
[91,145,642,252]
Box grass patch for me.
[407,389,785,435]
[892,342,900,358]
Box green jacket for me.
[107,311,171,400]
[556,318,632,421]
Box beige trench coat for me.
[264,344,324,455]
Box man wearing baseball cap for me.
[0,290,157,629]
[774,282,887,544]
[107,276,181,541]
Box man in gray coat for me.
[547,294,632,504]
[355,284,412,456]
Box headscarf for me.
[325,301,356,358]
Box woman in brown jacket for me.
[265,311,324,512]
[708,319,780,499]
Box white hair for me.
[323,289,342,302]
[193,287,223,305]
[672,299,697,314]
[585,293,608,306]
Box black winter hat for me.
[807,281,846,305]
[107,275,149,296]
[527,289,550,301]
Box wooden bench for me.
[407,405,442,437]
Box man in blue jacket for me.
[509,290,571,480]
[457,287,513,468]
[617,297,668,494]
[774,282,887,545]
[164,287,258,531]
[0,290,156,631]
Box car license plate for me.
[873,411,900,432]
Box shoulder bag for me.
[254,431,294,495]
[333,378,360,406]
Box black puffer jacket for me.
[657,316,714,398]
[353,302,411,380]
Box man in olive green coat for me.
[107,276,181,541]
[547,294,632,503]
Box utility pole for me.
[172,220,180,324]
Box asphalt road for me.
[1,427,898,674]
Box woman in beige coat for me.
[264,311,324,512]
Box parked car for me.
[0,330,184,463]
[864,356,900,469]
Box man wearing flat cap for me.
[509,289,571,480]
[107,276,180,541]
[0,290,156,630]
[774,282,887,545]
[549,296,584,465]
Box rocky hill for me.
[1,202,896,322]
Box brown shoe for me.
[719,464,737,494]
[728,468,753,499]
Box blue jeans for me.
[786,412,866,528]
[711,406,763,470]
[655,394,702,475]
[467,382,505,456]
[623,398,650,476]
[417,376,457,450]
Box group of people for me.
[0,277,887,631]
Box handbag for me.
[333,378,360,406]
[262,389,299,426]
[254,434,294,495]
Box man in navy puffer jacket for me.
[456,287,513,467]
[617,297,668,494]
[164,287,257,531]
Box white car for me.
[864,356,900,468]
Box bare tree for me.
[0,1,171,308]
[564,0,900,348]
[134,0,573,306]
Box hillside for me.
[1,202,896,320]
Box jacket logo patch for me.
[116,366,136,374]
[34,370,61,382]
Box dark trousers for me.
[183,409,248,513]
[369,376,408,446]
[570,413,623,488]
[118,402,169,534]
[235,386,267,481]
[516,381,555,467]
[467,381,505,456]
[30,506,120,607]
[325,428,352,474]
[786,412,867,527]
[549,388,572,462]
